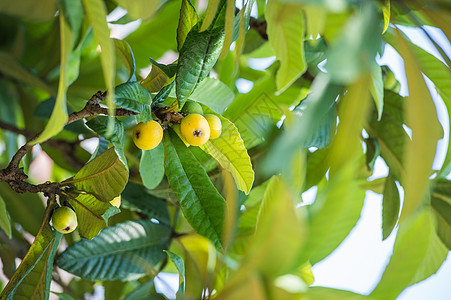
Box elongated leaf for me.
[0,51,53,94]
[176,27,224,105]
[114,38,136,82]
[140,59,177,93]
[224,73,303,148]
[382,0,390,34]
[164,130,226,248]
[121,182,170,226]
[382,173,400,240]
[115,81,153,122]
[114,0,162,21]
[266,0,307,93]
[85,116,127,166]
[184,78,234,114]
[64,147,128,202]
[431,180,451,249]
[365,91,407,181]
[308,287,376,300]
[243,176,305,276]
[199,0,220,31]
[178,234,216,298]
[385,31,451,178]
[325,4,380,84]
[200,108,254,194]
[140,143,165,190]
[57,220,171,281]
[0,183,45,236]
[264,74,342,173]
[65,193,119,240]
[369,62,384,120]
[124,279,157,300]
[165,250,185,293]
[177,0,199,51]
[299,75,371,264]
[31,12,73,145]
[396,30,442,220]
[83,0,115,132]
[0,194,11,238]
[371,210,448,299]
[219,0,235,59]
[0,200,57,300]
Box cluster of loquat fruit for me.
[132,100,222,150]
[50,102,218,235]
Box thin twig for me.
[0,90,137,195]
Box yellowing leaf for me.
[83,0,115,133]
[395,30,442,220]
[64,148,128,202]
[200,109,254,194]
[266,0,307,93]
[382,0,390,34]
[31,12,72,145]
[200,0,220,32]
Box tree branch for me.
[0,90,137,195]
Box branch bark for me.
[0,90,137,195]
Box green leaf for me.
[140,143,165,190]
[219,0,235,59]
[0,194,11,239]
[114,0,162,21]
[0,80,19,161]
[395,30,442,220]
[242,176,306,276]
[176,27,224,105]
[382,0,390,34]
[64,147,128,202]
[0,200,57,300]
[371,210,448,299]
[85,116,127,166]
[385,31,451,178]
[57,220,171,281]
[299,75,371,264]
[114,38,136,82]
[297,99,337,149]
[165,250,185,293]
[369,62,384,120]
[115,81,153,122]
[0,183,45,236]
[123,279,157,300]
[65,193,119,240]
[164,130,225,248]
[182,77,234,114]
[365,91,407,181]
[177,0,199,51]
[32,10,77,145]
[82,0,115,133]
[266,0,307,93]
[200,108,254,194]
[224,73,304,148]
[0,0,57,22]
[121,182,170,226]
[325,4,380,84]
[0,51,53,94]
[308,287,376,300]
[431,180,451,249]
[140,58,177,93]
[125,1,179,70]
[199,0,221,31]
[382,173,400,240]
[264,74,342,173]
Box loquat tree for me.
[0,0,450,299]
